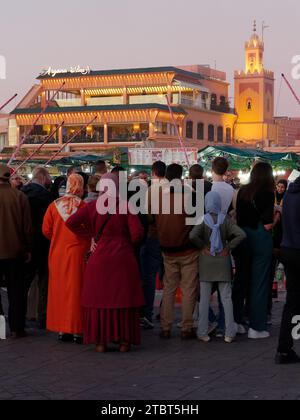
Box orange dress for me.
[42,201,90,335]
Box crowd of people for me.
[0,157,300,364]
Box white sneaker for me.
[248,328,270,340]
[224,336,235,344]
[198,336,211,343]
[236,324,247,335]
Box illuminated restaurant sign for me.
[40,66,91,77]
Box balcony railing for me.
[24,135,58,145]
[179,97,236,114]
[109,132,148,142]
[63,136,103,144]
[210,103,236,114]
[179,97,209,110]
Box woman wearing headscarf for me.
[42,173,90,342]
[66,173,145,353]
[190,191,246,344]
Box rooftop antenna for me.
[262,20,270,42]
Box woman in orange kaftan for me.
[42,174,90,340]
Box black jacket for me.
[22,182,53,258]
[282,177,300,250]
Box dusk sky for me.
[0,0,299,116]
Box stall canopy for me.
[1,148,129,167]
[198,146,300,170]
[52,148,129,167]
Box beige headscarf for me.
[55,173,84,221]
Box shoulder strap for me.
[94,213,112,243]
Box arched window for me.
[220,96,226,106]
[226,128,232,143]
[197,123,204,140]
[217,126,224,143]
[208,124,215,142]
[186,121,193,139]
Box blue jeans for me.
[140,238,163,322]
[209,289,225,332]
[199,282,236,338]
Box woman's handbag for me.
[85,214,112,262]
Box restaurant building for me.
[9,64,237,153]
[8,22,300,156]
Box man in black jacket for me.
[22,167,53,329]
[276,176,300,364]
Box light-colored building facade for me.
[9,65,237,153]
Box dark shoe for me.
[181,330,197,340]
[159,330,171,339]
[275,350,300,365]
[141,317,154,330]
[10,331,28,339]
[58,333,74,343]
[73,336,83,345]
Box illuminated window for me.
[186,121,193,139]
[108,124,148,142]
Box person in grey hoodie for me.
[190,191,246,343]
[276,176,300,364]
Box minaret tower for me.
[234,21,276,144]
[245,20,264,74]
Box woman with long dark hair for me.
[235,162,275,339]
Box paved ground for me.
[0,289,300,401]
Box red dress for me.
[66,201,145,345]
[43,201,90,335]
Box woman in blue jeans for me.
[236,162,275,340]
